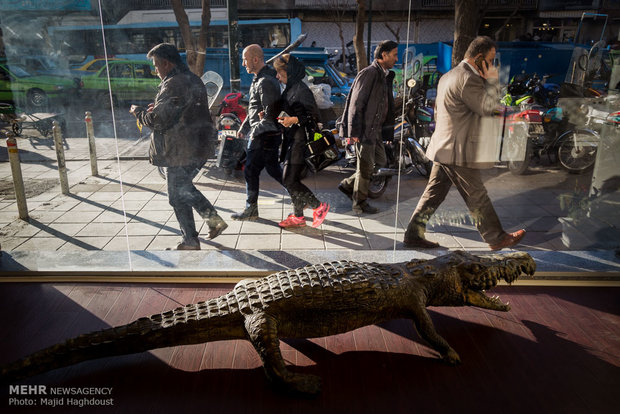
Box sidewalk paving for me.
[0,135,618,280]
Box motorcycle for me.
[500,73,594,175]
[553,98,613,173]
[343,77,433,199]
[501,106,546,175]
[215,92,247,176]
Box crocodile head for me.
[457,251,535,310]
[421,250,536,310]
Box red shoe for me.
[279,214,306,228]
[312,202,330,228]
[489,229,526,251]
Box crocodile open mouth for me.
[463,252,536,291]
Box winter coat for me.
[239,65,281,141]
[281,56,320,164]
[338,59,395,145]
[135,65,216,167]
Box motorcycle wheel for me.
[505,124,532,175]
[368,175,389,199]
[557,130,598,174]
[11,120,22,136]
[411,144,432,178]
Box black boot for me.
[231,204,259,221]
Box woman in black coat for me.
[273,54,329,228]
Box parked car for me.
[80,60,159,108]
[71,57,121,76]
[0,60,81,111]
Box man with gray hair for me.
[130,43,227,250]
[403,36,526,250]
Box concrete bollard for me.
[85,111,98,176]
[52,120,70,195]
[5,132,29,220]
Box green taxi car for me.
[0,61,80,110]
[80,60,159,107]
[71,58,120,75]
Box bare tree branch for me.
[320,0,350,71]
[171,0,211,76]
[494,3,520,40]
[379,3,402,43]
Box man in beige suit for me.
[403,36,525,250]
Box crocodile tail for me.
[2,295,246,382]
[1,316,161,381]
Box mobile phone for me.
[278,111,290,119]
[474,56,486,72]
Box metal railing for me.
[421,0,538,9]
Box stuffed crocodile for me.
[2,250,535,395]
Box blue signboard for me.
[0,0,92,11]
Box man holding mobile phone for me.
[403,36,526,251]
[130,43,227,250]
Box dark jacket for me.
[239,65,281,140]
[135,65,216,167]
[339,59,395,145]
[281,56,320,164]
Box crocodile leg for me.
[411,307,461,365]
[244,313,321,395]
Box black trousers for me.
[405,162,506,245]
[244,132,283,206]
[283,162,320,216]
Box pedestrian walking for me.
[273,54,330,228]
[338,40,397,214]
[403,36,525,250]
[130,43,227,250]
[231,44,284,221]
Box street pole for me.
[85,111,98,176]
[227,0,240,92]
[52,120,69,195]
[367,0,373,62]
[5,133,28,220]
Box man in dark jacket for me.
[338,40,397,214]
[130,43,227,250]
[231,44,284,220]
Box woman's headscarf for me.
[283,55,307,95]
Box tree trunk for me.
[195,0,211,76]
[354,0,368,71]
[338,24,346,71]
[171,0,211,76]
[452,0,481,68]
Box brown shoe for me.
[403,237,442,249]
[167,238,201,251]
[489,229,526,251]
[207,215,228,240]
